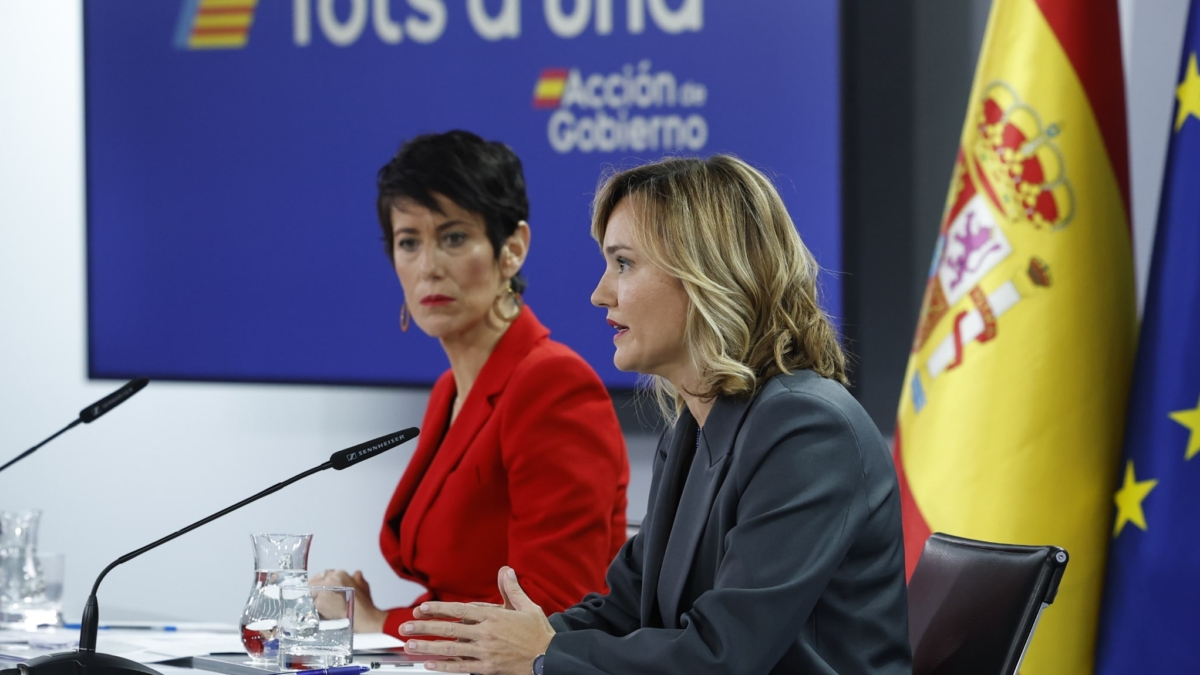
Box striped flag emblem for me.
[174,0,259,50]
[532,68,569,109]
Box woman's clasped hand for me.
[308,569,388,633]
[402,567,555,674]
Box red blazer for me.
[378,307,629,637]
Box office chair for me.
[907,532,1069,675]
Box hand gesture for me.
[402,567,556,674]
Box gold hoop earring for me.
[494,280,521,322]
[399,302,411,332]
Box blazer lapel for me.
[398,308,551,568]
[435,307,549,476]
[657,395,754,626]
[394,373,456,573]
[640,413,698,627]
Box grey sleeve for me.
[545,392,869,675]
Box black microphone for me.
[13,427,419,675]
[79,378,150,423]
[0,378,149,475]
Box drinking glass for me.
[278,585,354,669]
[240,533,312,664]
[0,510,47,629]
[17,553,63,628]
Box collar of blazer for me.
[696,392,756,467]
[642,390,756,627]
[430,304,549,453]
[394,306,550,569]
[452,305,550,409]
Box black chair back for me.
[908,532,1068,675]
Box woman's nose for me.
[591,271,614,308]
[416,243,441,278]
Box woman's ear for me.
[502,221,531,278]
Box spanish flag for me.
[894,1,1135,673]
[533,68,569,109]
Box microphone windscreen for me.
[330,427,419,470]
[79,378,150,423]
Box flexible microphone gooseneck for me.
[13,426,419,675]
[0,378,150,475]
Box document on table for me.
[0,629,79,662]
[0,629,413,669]
[353,633,406,650]
[97,629,403,661]
[0,629,241,665]
[96,630,245,663]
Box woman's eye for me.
[397,238,418,252]
[616,256,631,272]
[444,231,467,247]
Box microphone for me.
[79,378,150,423]
[0,378,149,475]
[13,427,419,675]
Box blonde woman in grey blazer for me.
[400,155,913,675]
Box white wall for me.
[0,0,1190,624]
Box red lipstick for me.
[420,294,454,306]
[607,318,629,341]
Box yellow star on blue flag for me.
[1167,394,1200,459]
[1112,460,1157,537]
[1176,53,1200,131]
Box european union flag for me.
[1095,3,1200,671]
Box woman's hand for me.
[402,567,555,674]
[309,569,388,634]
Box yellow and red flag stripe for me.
[532,68,569,109]
[894,0,1135,673]
[174,0,258,51]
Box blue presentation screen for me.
[85,0,840,388]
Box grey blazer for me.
[546,370,912,674]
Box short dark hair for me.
[376,130,529,293]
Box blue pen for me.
[63,623,178,631]
[272,666,370,675]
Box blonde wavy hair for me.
[592,155,848,422]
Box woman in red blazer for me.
[312,131,628,638]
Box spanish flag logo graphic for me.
[174,0,259,50]
[532,68,569,109]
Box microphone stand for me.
[1,379,149,475]
[13,427,419,675]
[0,420,79,474]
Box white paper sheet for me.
[96,631,245,663]
[352,633,406,651]
[0,628,412,669]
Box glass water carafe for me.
[240,533,312,664]
[0,510,47,629]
